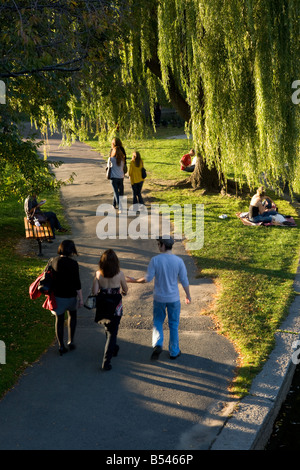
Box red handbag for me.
[30,275,57,310]
[29,259,53,299]
[42,293,57,310]
[29,273,44,299]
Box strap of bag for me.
[44,257,53,272]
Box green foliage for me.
[82,0,300,192]
[0,1,133,137]
[1,1,300,197]
[155,0,300,191]
[0,119,68,201]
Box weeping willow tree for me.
[156,0,300,193]
[2,0,300,196]
[182,0,300,193]
[80,0,300,193]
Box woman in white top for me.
[93,249,128,371]
[108,146,125,213]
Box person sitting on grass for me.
[179,149,196,172]
[249,187,277,223]
[262,194,277,211]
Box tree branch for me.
[0,55,87,78]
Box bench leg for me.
[37,239,43,256]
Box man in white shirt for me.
[126,236,191,360]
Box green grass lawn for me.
[88,127,300,396]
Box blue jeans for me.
[110,178,124,208]
[250,210,277,223]
[152,300,181,356]
[182,165,195,172]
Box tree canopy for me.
[1,0,300,199]
[0,0,127,199]
[101,0,300,193]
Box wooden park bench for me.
[24,217,53,256]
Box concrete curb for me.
[212,265,300,450]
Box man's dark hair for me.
[157,235,174,250]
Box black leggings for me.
[55,310,77,348]
[102,316,121,368]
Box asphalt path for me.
[0,133,238,451]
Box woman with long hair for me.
[128,150,145,208]
[110,136,127,175]
[108,146,125,213]
[110,137,127,164]
[93,249,128,371]
[50,240,83,355]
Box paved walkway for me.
[0,134,238,450]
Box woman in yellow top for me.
[128,150,145,208]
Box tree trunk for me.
[146,57,221,190]
[191,154,221,190]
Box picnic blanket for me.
[236,212,297,227]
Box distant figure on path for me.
[110,137,127,174]
[128,150,145,209]
[108,147,125,213]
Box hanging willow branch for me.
[127,0,300,192]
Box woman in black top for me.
[51,240,83,355]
